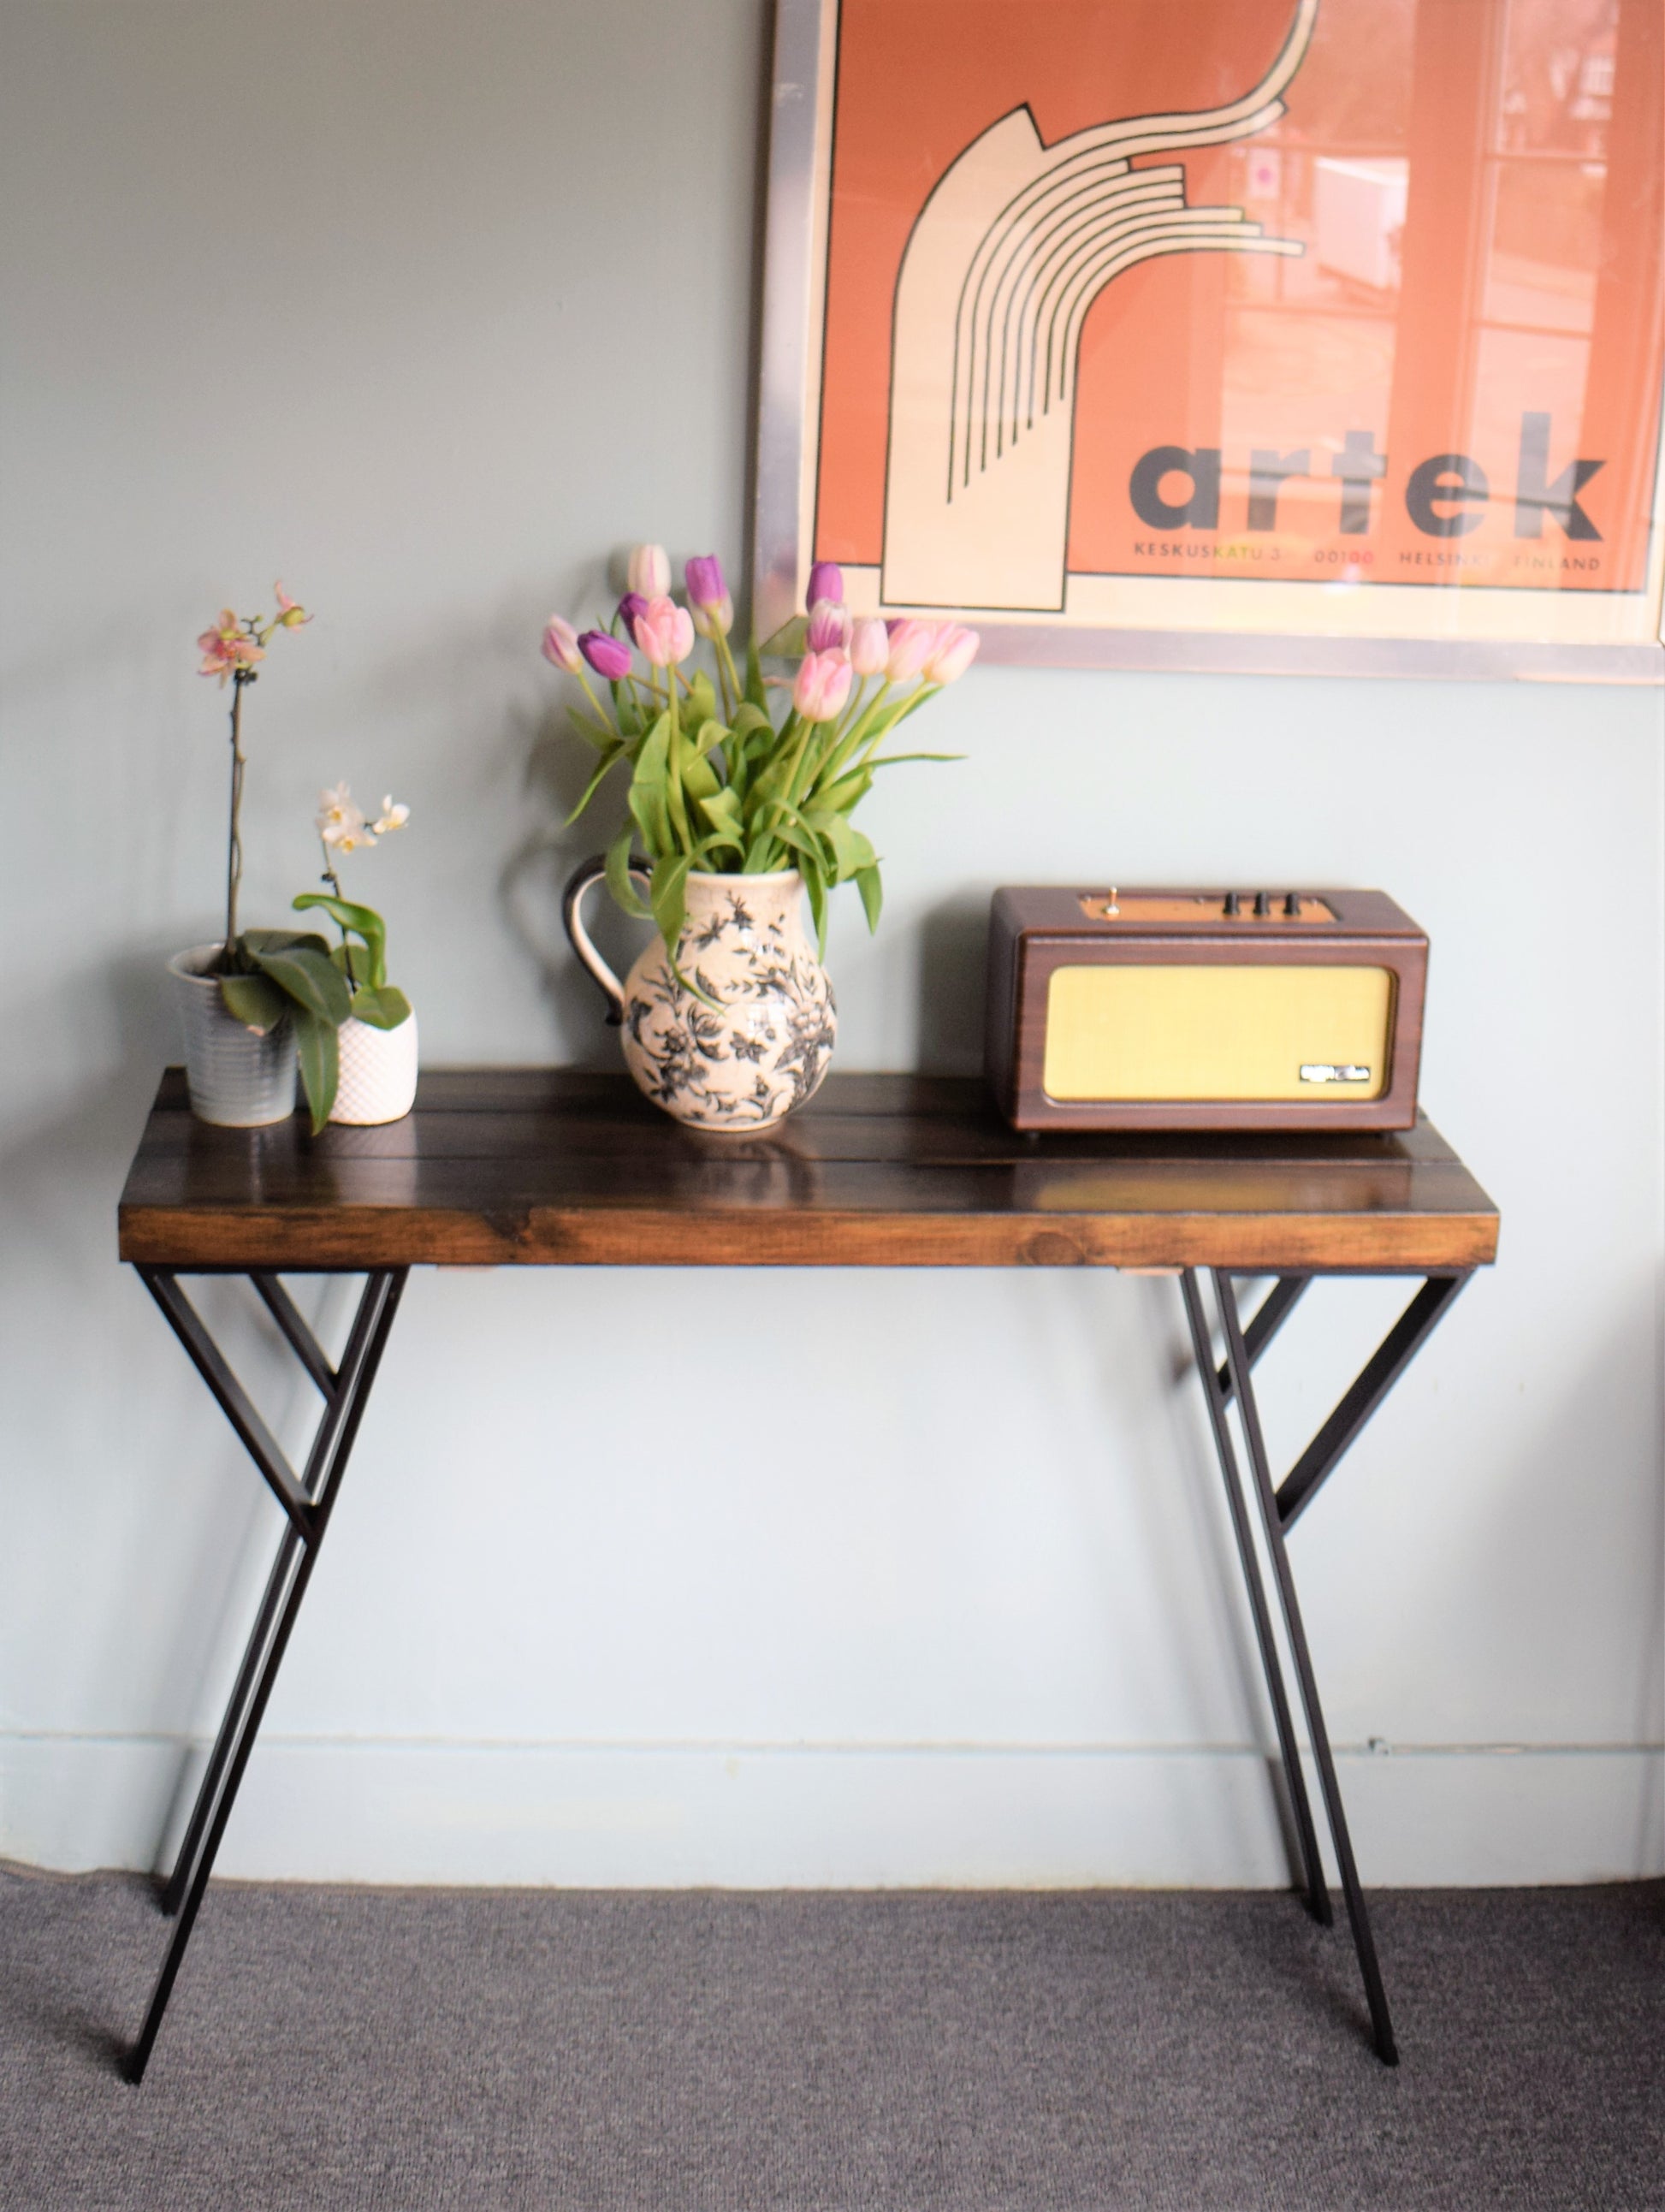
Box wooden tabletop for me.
[116,1069,1499,1272]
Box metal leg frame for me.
[1182,1265,1472,2066]
[125,1266,408,2084]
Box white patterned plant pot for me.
[169,944,297,1127]
[331,1008,419,1125]
[618,871,836,1131]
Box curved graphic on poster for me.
[880,0,1318,611]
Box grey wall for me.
[2,0,1660,1888]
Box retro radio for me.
[986,887,1427,1132]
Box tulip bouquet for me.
[541,546,977,963]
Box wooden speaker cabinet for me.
[986,887,1428,1132]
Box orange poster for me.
[760,0,1665,670]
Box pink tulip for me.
[541,614,583,673]
[806,560,844,607]
[883,618,937,681]
[579,629,632,681]
[850,617,889,677]
[628,543,671,597]
[806,597,851,653]
[792,649,853,723]
[691,590,734,641]
[632,595,695,667]
[922,623,980,684]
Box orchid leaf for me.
[249,942,352,1027]
[293,893,388,990]
[291,1005,340,1135]
[240,928,331,960]
[218,972,287,1035]
[348,984,412,1031]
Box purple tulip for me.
[617,590,649,635]
[806,560,844,608]
[684,554,726,613]
[806,597,851,653]
[579,628,632,681]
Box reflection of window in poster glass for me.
[755,0,1665,677]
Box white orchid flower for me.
[317,782,380,851]
[372,795,410,834]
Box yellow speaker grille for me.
[1043,965,1393,1102]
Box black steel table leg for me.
[1181,1270,1330,1924]
[1211,1268,1399,2065]
[152,1273,398,1919]
[125,1266,407,2084]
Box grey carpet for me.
[0,1871,1659,2210]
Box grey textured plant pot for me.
[168,943,296,1126]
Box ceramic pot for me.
[563,863,836,1131]
[168,944,297,1127]
[331,1008,420,1125]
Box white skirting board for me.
[3,1736,1660,1889]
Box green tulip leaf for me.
[684,671,716,732]
[566,705,619,752]
[856,863,884,934]
[627,713,673,859]
[606,823,651,918]
[565,743,625,826]
[649,851,692,952]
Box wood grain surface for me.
[117,1069,1500,1271]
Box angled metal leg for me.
[151,1273,394,1918]
[1187,1266,1472,2065]
[1181,1272,1330,1925]
[1212,1269,1400,2063]
[125,1266,408,2084]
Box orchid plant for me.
[540,547,977,963]
[196,591,412,1132]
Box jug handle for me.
[562,854,653,1027]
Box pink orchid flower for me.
[197,610,265,685]
[792,649,853,723]
[273,582,311,629]
[631,596,695,668]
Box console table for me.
[116,1067,1498,2082]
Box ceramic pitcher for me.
[563,862,836,1131]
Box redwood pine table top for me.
[116,1069,1500,1273]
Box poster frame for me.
[752,0,1665,682]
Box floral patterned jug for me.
[563,863,837,1131]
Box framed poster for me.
[755,0,1665,679]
